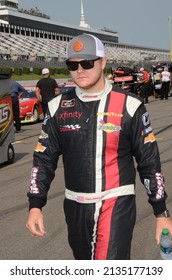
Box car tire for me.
[7,143,15,164]
[33,107,39,123]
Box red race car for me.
[19,85,44,123]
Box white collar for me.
[75,79,112,102]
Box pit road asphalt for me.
[0,95,172,260]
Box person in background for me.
[26,34,172,260]
[35,68,60,116]
[132,64,138,74]
[153,71,162,98]
[139,67,152,104]
[160,66,171,100]
[10,79,25,133]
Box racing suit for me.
[28,80,167,260]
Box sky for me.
[18,0,172,50]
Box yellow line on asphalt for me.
[12,141,22,144]
[12,141,34,144]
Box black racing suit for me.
[28,82,167,260]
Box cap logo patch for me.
[73,40,84,52]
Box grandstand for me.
[0,0,170,68]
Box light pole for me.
[168,16,172,62]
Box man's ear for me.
[101,56,107,70]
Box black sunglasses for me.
[66,57,101,71]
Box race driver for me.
[26,34,172,260]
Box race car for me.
[111,66,136,91]
[19,85,44,123]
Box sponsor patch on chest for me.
[61,99,75,108]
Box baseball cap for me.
[42,68,49,75]
[66,33,105,60]
[140,67,144,71]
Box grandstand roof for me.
[0,0,119,43]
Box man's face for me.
[66,57,107,92]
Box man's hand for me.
[38,95,42,102]
[155,217,172,244]
[18,92,23,99]
[35,87,42,101]
[26,208,46,237]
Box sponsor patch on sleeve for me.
[43,114,50,125]
[142,112,150,126]
[141,126,152,135]
[35,142,46,153]
[155,173,165,199]
[39,130,48,140]
[144,179,151,194]
[30,166,39,194]
[144,132,155,144]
